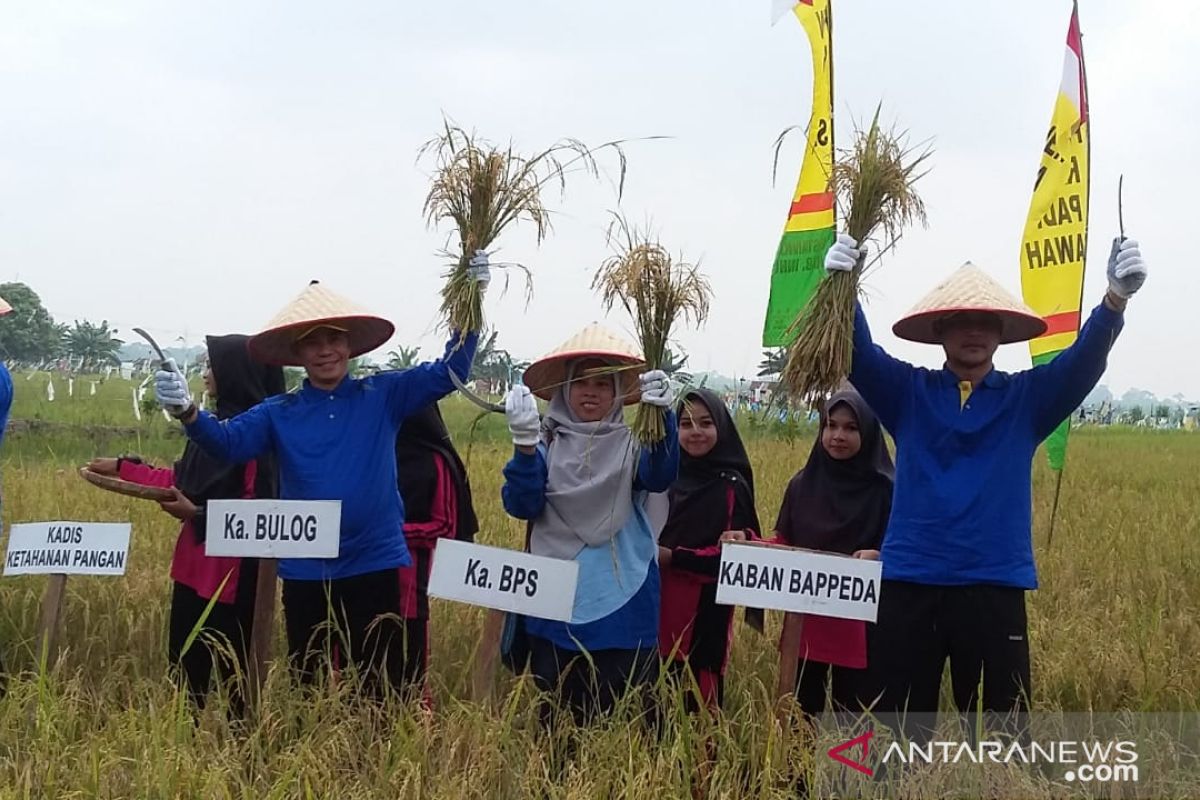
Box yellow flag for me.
[1019,2,1089,470]
[762,0,835,347]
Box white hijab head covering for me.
[528,360,638,560]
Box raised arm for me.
[383,332,479,425]
[1027,238,1147,441]
[1027,299,1124,441]
[847,303,915,434]
[183,403,274,465]
[635,410,680,493]
[501,446,548,521]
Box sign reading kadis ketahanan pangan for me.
[4,522,132,576]
[716,542,882,623]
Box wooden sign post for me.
[245,559,279,706]
[206,499,341,706]
[4,522,133,670]
[426,538,579,702]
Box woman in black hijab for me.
[394,402,478,701]
[773,386,894,714]
[658,388,760,711]
[88,335,282,710]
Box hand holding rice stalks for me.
[593,215,711,444]
[782,106,931,406]
[421,120,630,335]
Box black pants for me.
[866,580,1031,741]
[167,581,255,712]
[528,635,659,728]
[282,568,420,699]
[794,659,868,717]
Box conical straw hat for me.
[247,281,395,366]
[892,262,1047,345]
[523,323,645,404]
[0,295,10,316]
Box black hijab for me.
[659,388,760,550]
[776,387,894,554]
[173,334,284,539]
[396,403,479,543]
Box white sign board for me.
[4,522,132,576]
[205,499,341,559]
[716,543,883,623]
[427,538,579,622]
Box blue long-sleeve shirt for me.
[502,412,679,651]
[0,364,12,451]
[849,301,1123,589]
[184,333,477,581]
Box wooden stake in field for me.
[245,559,278,707]
[781,107,931,406]
[37,574,68,670]
[421,121,631,336]
[470,609,506,704]
[592,215,712,444]
[776,611,807,715]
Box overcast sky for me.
[2,1,1196,397]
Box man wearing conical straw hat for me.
[153,269,489,697]
[824,233,1147,734]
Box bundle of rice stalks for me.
[781,106,931,406]
[593,215,711,445]
[421,120,630,335]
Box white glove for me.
[467,250,492,296]
[154,358,193,416]
[505,384,541,447]
[824,233,863,274]
[639,369,673,408]
[1107,237,1147,300]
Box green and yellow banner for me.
[1019,2,1089,471]
[762,0,835,347]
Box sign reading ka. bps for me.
[428,539,578,622]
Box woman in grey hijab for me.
[501,324,679,727]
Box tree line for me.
[0,283,123,372]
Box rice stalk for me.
[781,104,931,406]
[592,215,711,444]
[420,119,633,335]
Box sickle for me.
[132,327,172,368]
[449,369,506,414]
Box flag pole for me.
[1046,467,1065,548]
[1046,0,1088,550]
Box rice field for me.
[1,374,1198,798]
